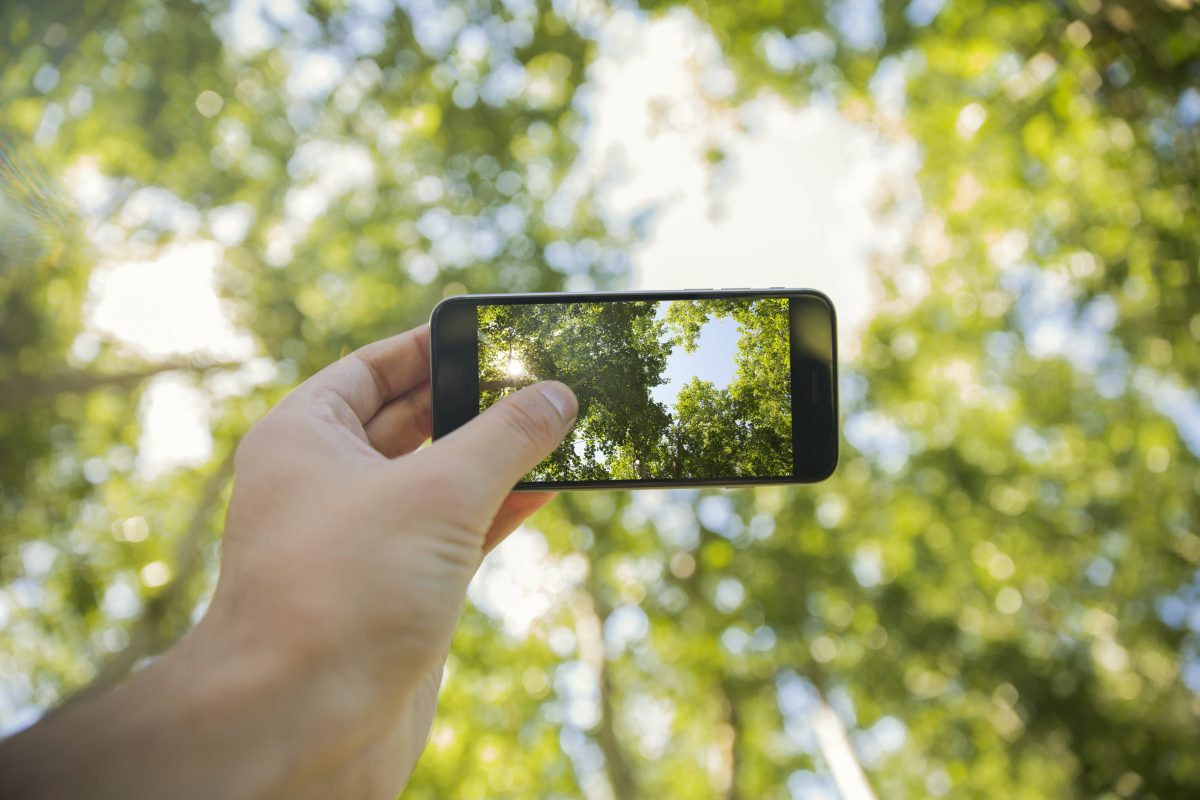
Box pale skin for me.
[0,324,579,798]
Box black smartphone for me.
[429,289,838,489]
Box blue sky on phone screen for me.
[649,304,738,410]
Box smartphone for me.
[429,289,838,489]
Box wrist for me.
[180,604,410,792]
[199,581,436,719]
[0,610,409,800]
[0,621,299,798]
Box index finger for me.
[483,491,556,554]
[294,324,431,424]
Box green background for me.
[2,0,1199,797]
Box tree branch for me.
[52,448,237,712]
[0,358,243,412]
[479,376,532,394]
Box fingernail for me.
[538,381,577,422]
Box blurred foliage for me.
[1,0,1199,798]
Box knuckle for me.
[497,395,553,444]
[233,413,296,474]
[407,453,456,486]
[233,421,267,467]
[404,458,465,498]
[427,520,487,568]
[397,458,492,532]
[438,501,490,541]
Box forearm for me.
[0,617,397,799]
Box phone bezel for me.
[429,288,838,489]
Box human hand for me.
[199,323,577,795]
[0,323,578,798]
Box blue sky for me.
[650,304,740,410]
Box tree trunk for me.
[630,440,646,480]
[574,585,639,800]
[715,680,741,800]
[810,688,877,800]
[670,424,683,476]
[674,528,746,799]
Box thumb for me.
[423,380,577,507]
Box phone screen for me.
[431,289,837,488]
[477,298,792,483]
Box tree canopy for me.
[664,298,793,479]
[2,0,1198,797]
[480,300,672,481]
[477,298,791,481]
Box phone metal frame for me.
[429,288,838,489]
